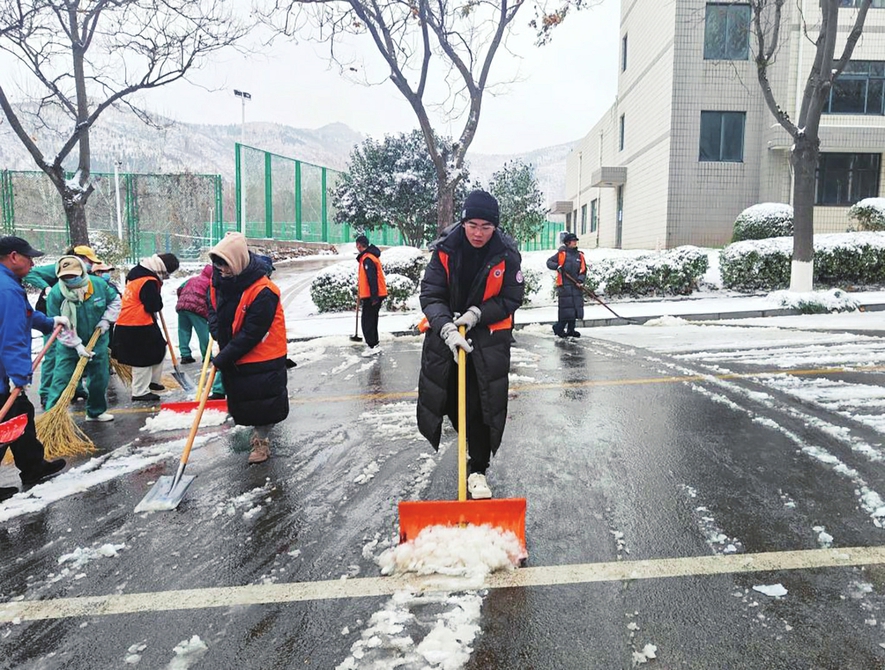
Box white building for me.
[564,0,885,250]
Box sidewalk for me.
[287,290,885,341]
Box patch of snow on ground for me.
[631,643,658,666]
[142,409,228,432]
[753,584,788,598]
[58,543,125,568]
[377,524,523,578]
[212,480,273,519]
[167,635,208,670]
[124,641,147,665]
[643,315,689,327]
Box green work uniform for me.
[44,278,116,419]
[24,264,62,405]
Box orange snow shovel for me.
[398,326,527,558]
[135,366,217,512]
[160,336,227,414]
[0,325,62,446]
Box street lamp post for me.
[234,90,251,233]
[113,158,123,241]
[576,151,583,236]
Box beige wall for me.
[565,0,885,249]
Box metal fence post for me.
[0,170,13,234]
[235,143,243,234]
[295,160,302,241]
[265,152,273,239]
[321,167,328,242]
[214,175,223,245]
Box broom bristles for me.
[110,357,132,386]
[34,329,102,459]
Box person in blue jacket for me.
[0,237,72,502]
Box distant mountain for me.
[0,109,573,204]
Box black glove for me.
[212,349,233,370]
[371,298,381,306]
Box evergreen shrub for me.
[732,203,793,242]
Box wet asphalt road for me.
[3,310,885,667]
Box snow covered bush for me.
[720,232,885,291]
[310,264,357,313]
[589,246,709,297]
[520,267,542,305]
[848,198,885,231]
[90,230,129,267]
[769,288,860,314]
[732,203,793,242]
[384,273,414,311]
[381,246,427,284]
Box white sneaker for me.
[361,346,382,357]
[85,413,114,422]
[467,473,492,499]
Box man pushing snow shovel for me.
[416,190,525,499]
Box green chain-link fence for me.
[235,143,405,245]
[1,169,223,262]
[519,221,565,252]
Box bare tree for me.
[261,0,592,231]
[751,0,873,291]
[0,0,248,245]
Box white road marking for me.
[2,545,882,623]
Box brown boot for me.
[248,437,270,464]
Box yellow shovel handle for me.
[458,325,467,502]
[195,336,215,399]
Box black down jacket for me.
[112,265,167,368]
[417,225,525,453]
[546,246,587,322]
[208,254,289,427]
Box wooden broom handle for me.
[0,325,63,424]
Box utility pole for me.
[234,89,251,232]
[576,151,583,236]
[113,158,123,241]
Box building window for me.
[619,114,625,151]
[704,3,750,60]
[826,61,884,115]
[581,204,588,234]
[840,1,885,7]
[565,212,572,230]
[622,35,628,72]
[815,153,881,205]
[590,199,598,233]
[699,111,746,162]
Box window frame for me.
[815,152,882,206]
[699,111,746,162]
[590,199,598,234]
[619,114,625,152]
[839,1,885,8]
[703,3,751,61]
[622,34,628,72]
[825,60,885,115]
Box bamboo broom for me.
[109,357,133,386]
[35,328,103,459]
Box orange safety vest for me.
[418,250,512,333]
[555,249,587,287]
[210,277,287,365]
[117,276,159,327]
[358,253,387,299]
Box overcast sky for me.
[138,3,621,155]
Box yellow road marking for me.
[86,364,885,415]
[1,545,881,622]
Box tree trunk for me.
[437,182,455,232]
[63,193,90,246]
[789,134,818,291]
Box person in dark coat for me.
[112,253,180,401]
[546,232,587,337]
[208,232,289,464]
[176,264,213,364]
[355,234,388,356]
[416,190,525,500]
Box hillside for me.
[0,110,573,203]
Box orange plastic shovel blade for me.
[398,498,527,559]
[0,414,27,445]
[158,399,228,414]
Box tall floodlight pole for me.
[113,158,123,241]
[576,151,583,236]
[234,89,251,232]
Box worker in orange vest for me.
[416,190,525,500]
[546,232,587,337]
[112,253,180,401]
[208,232,289,464]
[355,234,387,357]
